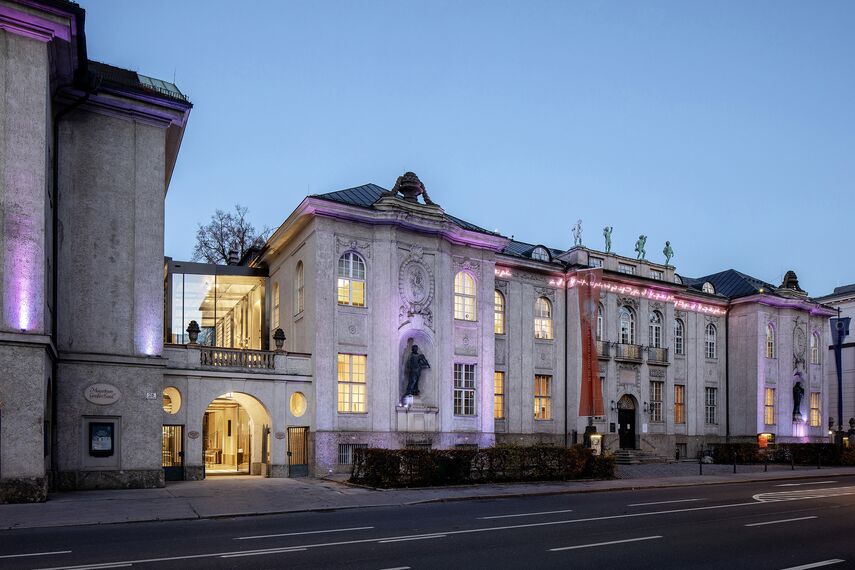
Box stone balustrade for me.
[163,344,312,376]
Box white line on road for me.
[0,551,71,559]
[235,526,374,540]
[745,516,818,527]
[68,565,131,570]
[479,509,574,519]
[776,481,837,487]
[628,498,703,507]
[221,548,307,558]
[780,560,845,570]
[550,536,663,551]
[378,535,446,544]
[379,567,411,570]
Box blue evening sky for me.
[83,1,855,295]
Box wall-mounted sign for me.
[758,432,776,448]
[84,384,121,405]
[89,422,114,457]
[275,431,286,440]
[187,431,200,440]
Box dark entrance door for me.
[162,425,184,481]
[616,395,637,449]
[287,426,309,477]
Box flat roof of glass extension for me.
[165,258,268,278]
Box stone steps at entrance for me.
[613,449,670,465]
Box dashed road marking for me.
[745,515,817,527]
[550,536,663,552]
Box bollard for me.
[791,452,795,471]
[699,454,703,476]
[765,453,768,473]
[733,451,737,474]
[818,451,821,470]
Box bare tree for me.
[192,204,271,264]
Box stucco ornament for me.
[399,252,435,330]
[793,325,806,369]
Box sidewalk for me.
[2,463,854,530]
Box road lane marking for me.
[628,498,703,507]
[379,567,411,570]
[479,509,574,519]
[780,560,845,570]
[754,486,855,502]
[776,481,837,487]
[0,551,71,559]
[550,536,662,551]
[235,526,374,540]
[70,565,131,570]
[745,516,818,527]
[221,548,307,558]
[379,535,446,544]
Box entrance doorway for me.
[201,392,271,477]
[162,425,184,481]
[617,395,637,449]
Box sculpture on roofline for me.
[382,171,436,206]
[635,235,647,260]
[603,226,613,253]
[663,241,674,266]
[572,219,583,247]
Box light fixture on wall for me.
[610,400,616,411]
[643,401,649,413]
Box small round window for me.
[290,392,307,417]
[163,386,181,414]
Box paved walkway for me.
[2,463,854,530]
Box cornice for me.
[730,294,837,316]
[0,3,73,43]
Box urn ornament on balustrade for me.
[273,328,286,351]
[186,320,200,345]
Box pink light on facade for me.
[4,215,42,332]
[563,275,727,316]
[495,267,512,278]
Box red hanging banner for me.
[577,268,604,417]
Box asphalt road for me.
[2,475,855,570]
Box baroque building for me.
[0,0,838,503]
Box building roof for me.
[684,269,776,299]
[500,239,564,263]
[88,61,191,104]
[310,183,500,237]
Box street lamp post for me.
[830,314,851,447]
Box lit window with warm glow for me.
[454,272,477,321]
[765,323,776,359]
[337,253,365,307]
[650,381,663,422]
[454,363,476,416]
[810,392,821,427]
[494,371,505,420]
[494,290,505,335]
[764,387,776,425]
[295,261,304,314]
[649,311,663,348]
[705,323,717,359]
[674,319,684,355]
[674,384,686,424]
[810,332,820,364]
[619,306,635,344]
[534,297,553,340]
[271,282,280,329]
[534,375,552,420]
[337,353,366,413]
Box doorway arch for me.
[202,392,271,476]
[616,394,637,450]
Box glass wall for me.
[167,263,266,349]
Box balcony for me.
[615,343,642,362]
[163,344,312,377]
[596,340,610,359]
[648,347,669,365]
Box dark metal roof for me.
[501,239,564,263]
[833,283,855,296]
[310,183,500,236]
[685,269,775,299]
[88,61,191,104]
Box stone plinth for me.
[396,400,439,432]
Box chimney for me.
[227,249,239,265]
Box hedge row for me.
[710,443,855,465]
[349,445,616,488]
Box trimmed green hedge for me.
[711,443,851,466]
[350,445,615,488]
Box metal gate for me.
[162,425,184,481]
[287,426,309,477]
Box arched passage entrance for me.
[202,392,271,476]
[617,394,637,449]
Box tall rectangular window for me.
[534,375,552,420]
[650,381,663,422]
[764,387,776,425]
[494,371,505,420]
[271,282,280,329]
[810,392,820,427]
[705,387,717,425]
[454,364,476,416]
[337,354,367,413]
[674,384,685,424]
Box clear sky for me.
[83,0,855,296]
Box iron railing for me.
[648,347,669,364]
[615,343,642,361]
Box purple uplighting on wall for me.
[4,214,42,332]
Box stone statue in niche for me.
[603,226,613,253]
[404,345,430,397]
[635,235,647,260]
[792,380,805,422]
[663,241,674,265]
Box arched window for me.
[673,319,684,355]
[674,274,683,285]
[765,323,776,359]
[454,271,476,321]
[494,290,505,335]
[596,303,604,341]
[337,252,365,307]
[619,306,635,344]
[534,297,553,339]
[531,246,550,262]
[810,331,820,364]
[295,261,304,314]
[649,310,663,348]
[705,323,717,359]
[271,282,280,329]
[702,281,715,294]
